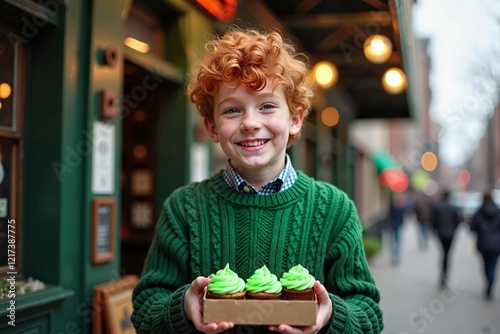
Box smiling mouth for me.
[238,139,268,147]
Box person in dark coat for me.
[470,190,500,300]
[389,192,409,265]
[430,190,463,287]
[414,191,431,250]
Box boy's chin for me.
[232,157,285,171]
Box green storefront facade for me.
[0,1,355,332]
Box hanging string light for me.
[312,61,338,89]
[382,67,407,95]
[363,34,392,64]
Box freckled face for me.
[205,80,304,180]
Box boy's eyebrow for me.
[217,92,280,107]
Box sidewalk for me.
[369,216,500,334]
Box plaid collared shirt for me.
[223,154,297,195]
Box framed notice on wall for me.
[92,197,116,264]
[91,121,115,194]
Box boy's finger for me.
[313,281,327,301]
[192,276,210,290]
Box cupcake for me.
[279,264,315,300]
[206,263,246,299]
[245,265,282,300]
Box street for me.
[370,215,500,334]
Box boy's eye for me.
[223,108,240,115]
[261,103,276,110]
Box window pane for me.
[0,29,16,129]
[0,139,14,268]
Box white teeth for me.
[240,140,265,147]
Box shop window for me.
[120,61,160,275]
[0,27,25,276]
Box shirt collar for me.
[223,154,297,195]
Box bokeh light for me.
[421,151,438,171]
[382,68,407,95]
[458,169,471,188]
[313,61,338,89]
[363,34,392,64]
[321,107,340,127]
[0,83,12,99]
[411,170,430,190]
[423,179,438,196]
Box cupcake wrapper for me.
[206,290,246,299]
[245,291,282,300]
[282,287,315,300]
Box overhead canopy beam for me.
[315,51,402,67]
[293,0,322,13]
[280,11,392,29]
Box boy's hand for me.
[184,276,235,333]
[268,281,333,334]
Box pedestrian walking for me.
[389,192,409,265]
[414,191,431,250]
[429,189,462,288]
[469,189,500,300]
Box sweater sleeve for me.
[324,198,384,333]
[131,196,199,334]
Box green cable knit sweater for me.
[132,171,383,333]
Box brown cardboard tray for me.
[203,292,317,326]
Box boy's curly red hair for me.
[188,27,314,147]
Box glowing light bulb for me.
[312,61,338,89]
[382,67,407,95]
[363,35,392,64]
[0,83,12,99]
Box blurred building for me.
[465,103,500,191]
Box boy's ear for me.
[204,118,220,143]
[289,106,305,135]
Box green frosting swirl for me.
[279,264,315,290]
[207,263,245,294]
[245,265,282,293]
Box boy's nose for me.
[240,114,261,132]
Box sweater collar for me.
[222,154,297,195]
[211,170,312,207]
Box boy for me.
[132,27,383,334]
